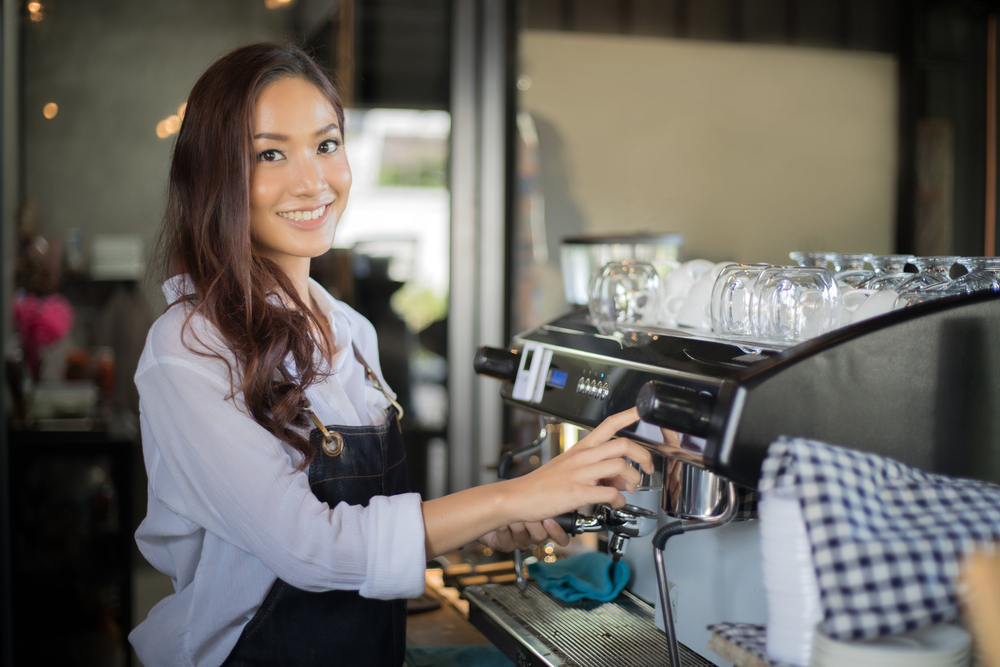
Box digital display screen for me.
[548,369,568,388]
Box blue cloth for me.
[405,645,514,667]
[527,552,630,602]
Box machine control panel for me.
[576,370,610,400]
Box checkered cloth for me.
[759,437,1000,641]
[707,623,795,667]
[736,487,759,520]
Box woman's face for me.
[249,76,351,279]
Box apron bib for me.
[221,415,409,667]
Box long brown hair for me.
[155,43,345,467]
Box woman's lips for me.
[276,203,331,228]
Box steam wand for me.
[652,481,739,667]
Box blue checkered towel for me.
[759,437,1000,641]
[528,552,630,602]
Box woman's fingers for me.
[523,521,550,545]
[578,407,641,447]
[508,522,533,550]
[573,435,654,476]
[491,526,516,552]
[542,518,571,547]
[587,457,643,491]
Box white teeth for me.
[279,205,326,222]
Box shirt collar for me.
[162,274,195,305]
[307,277,341,320]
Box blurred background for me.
[1,0,998,664]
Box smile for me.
[277,204,327,222]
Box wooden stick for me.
[962,549,1000,667]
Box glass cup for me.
[894,256,957,293]
[788,252,831,269]
[922,257,1000,295]
[825,253,873,288]
[751,266,841,342]
[588,261,662,326]
[710,263,769,336]
[857,254,915,290]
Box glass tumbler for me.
[895,256,958,293]
[588,261,662,326]
[858,254,915,290]
[923,257,1000,295]
[825,253,873,288]
[789,252,831,269]
[751,266,841,343]
[710,263,769,336]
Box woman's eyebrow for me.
[253,123,340,142]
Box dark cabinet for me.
[8,430,135,667]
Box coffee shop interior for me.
[2,0,1000,666]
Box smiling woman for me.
[249,76,352,288]
[131,42,653,667]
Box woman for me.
[130,42,652,667]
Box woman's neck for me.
[265,254,313,308]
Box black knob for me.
[554,511,580,535]
[474,346,520,382]
[636,381,714,437]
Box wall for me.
[21,0,293,290]
[519,31,898,295]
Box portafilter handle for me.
[555,504,659,562]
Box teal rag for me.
[527,551,630,602]
[404,645,514,667]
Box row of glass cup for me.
[587,253,1000,344]
[789,252,1000,306]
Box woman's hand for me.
[421,407,653,559]
[503,407,654,524]
[478,519,570,552]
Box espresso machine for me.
[467,289,1000,666]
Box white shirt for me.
[128,276,426,667]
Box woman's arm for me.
[137,352,425,598]
[421,408,652,558]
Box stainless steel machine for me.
[467,290,1000,666]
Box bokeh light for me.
[42,102,58,119]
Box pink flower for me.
[14,292,74,348]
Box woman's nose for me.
[289,155,327,196]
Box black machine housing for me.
[476,291,1000,489]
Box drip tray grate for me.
[464,583,716,667]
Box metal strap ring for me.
[321,430,345,457]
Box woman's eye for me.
[257,149,284,162]
[318,139,340,154]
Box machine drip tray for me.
[464,583,716,667]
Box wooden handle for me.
[962,549,1000,667]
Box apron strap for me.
[352,343,405,429]
[304,342,405,450]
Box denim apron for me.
[222,349,409,667]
